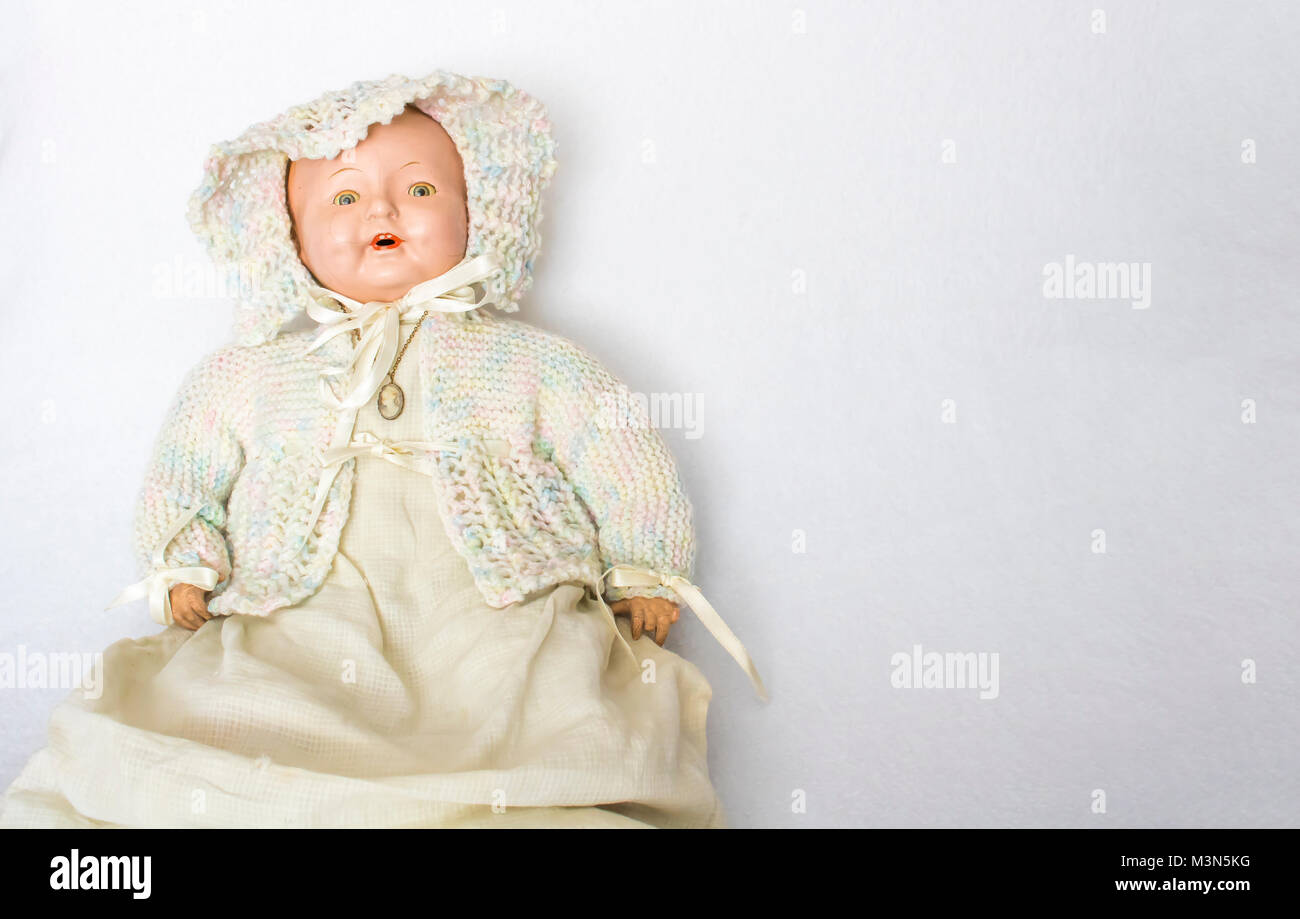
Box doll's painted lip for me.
[370,233,403,250]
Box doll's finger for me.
[180,604,206,630]
[630,608,644,639]
[654,616,670,646]
[643,608,659,639]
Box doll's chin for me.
[358,252,414,276]
[349,251,459,295]
[350,268,431,300]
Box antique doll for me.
[0,69,765,829]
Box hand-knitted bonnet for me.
[186,69,559,346]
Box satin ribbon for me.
[303,427,512,545]
[105,503,220,627]
[302,252,503,412]
[601,563,769,702]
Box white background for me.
[1,0,1297,827]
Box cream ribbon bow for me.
[302,252,503,411]
[304,431,513,545]
[105,503,220,627]
[601,563,769,702]
[322,431,445,476]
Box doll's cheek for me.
[327,210,356,244]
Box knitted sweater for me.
[132,312,694,619]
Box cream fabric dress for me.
[0,317,725,828]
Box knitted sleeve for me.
[130,349,244,606]
[536,336,697,604]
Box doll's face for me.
[286,105,469,303]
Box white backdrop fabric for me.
[0,0,1296,827]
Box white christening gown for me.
[0,316,724,828]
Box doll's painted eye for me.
[408,182,436,198]
[333,190,359,206]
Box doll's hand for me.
[168,583,213,631]
[609,596,679,646]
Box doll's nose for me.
[365,193,399,220]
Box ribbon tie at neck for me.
[302,252,503,411]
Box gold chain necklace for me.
[376,311,429,420]
[338,305,430,420]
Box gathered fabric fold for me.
[600,564,769,702]
[105,503,220,627]
[301,252,503,413]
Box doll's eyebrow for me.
[327,161,421,179]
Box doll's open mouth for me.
[370,233,403,250]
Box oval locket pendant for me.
[377,380,405,420]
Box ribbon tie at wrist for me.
[105,503,221,627]
[600,563,769,702]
